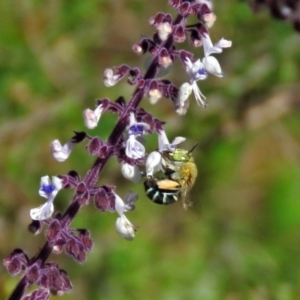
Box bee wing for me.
[180,182,193,210]
[124,191,139,211]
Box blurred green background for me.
[1,0,300,299]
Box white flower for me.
[114,192,131,216]
[156,22,172,41]
[184,57,208,107]
[125,135,145,159]
[145,151,163,177]
[50,139,75,162]
[127,113,150,136]
[83,104,104,129]
[203,12,217,28]
[148,88,162,105]
[158,129,186,152]
[103,68,120,87]
[30,176,63,220]
[125,113,150,159]
[202,56,224,78]
[215,38,232,49]
[115,214,137,241]
[201,33,232,57]
[121,163,141,183]
[113,192,138,240]
[158,55,173,69]
[185,57,207,82]
[175,82,192,115]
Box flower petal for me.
[202,56,224,78]
[50,139,74,162]
[125,136,145,159]
[121,163,141,183]
[30,202,54,220]
[115,215,137,241]
[201,33,223,57]
[146,151,162,177]
[83,104,103,129]
[215,38,232,49]
[176,82,192,115]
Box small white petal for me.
[40,176,50,187]
[146,151,162,177]
[158,130,186,152]
[176,83,192,115]
[148,89,162,104]
[52,176,63,191]
[83,104,103,129]
[203,12,217,28]
[50,140,74,162]
[125,136,145,159]
[178,82,192,103]
[201,33,222,57]
[114,193,126,216]
[176,103,189,116]
[157,22,172,41]
[171,136,186,146]
[83,109,97,129]
[30,202,54,220]
[159,55,173,69]
[121,163,141,183]
[103,69,119,87]
[215,38,232,49]
[115,215,137,241]
[202,56,224,78]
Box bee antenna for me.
[188,143,198,153]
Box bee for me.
[144,146,198,209]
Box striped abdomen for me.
[144,177,180,205]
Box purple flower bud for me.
[3,249,29,276]
[46,219,61,241]
[78,230,93,252]
[173,24,186,43]
[103,65,130,87]
[179,2,191,16]
[26,264,40,284]
[169,0,181,9]
[87,137,104,156]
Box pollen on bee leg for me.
[157,179,180,189]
